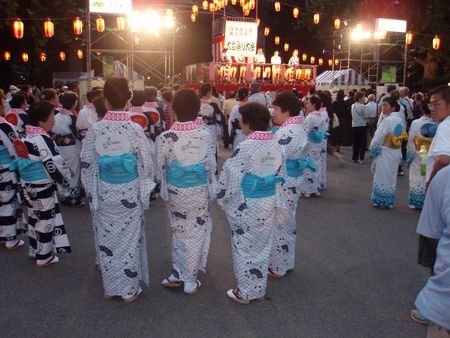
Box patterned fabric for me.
[217,134,286,301]
[156,122,217,283]
[76,105,98,140]
[301,111,323,195]
[318,108,330,190]
[0,120,24,242]
[6,108,28,137]
[21,127,71,261]
[269,117,308,275]
[407,116,434,208]
[199,99,223,150]
[80,111,155,297]
[369,114,404,207]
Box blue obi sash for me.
[0,145,12,165]
[271,126,280,134]
[308,130,329,144]
[166,160,207,189]
[9,158,48,182]
[241,173,285,199]
[97,153,138,184]
[286,156,317,178]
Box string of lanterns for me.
[2,49,85,62]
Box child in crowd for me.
[218,102,286,304]
[157,89,217,294]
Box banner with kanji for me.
[224,21,257,58]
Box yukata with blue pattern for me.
[269,116,310,276]
[156,120,217,284]
[81,111,155,298]
[369,113,405,207]
[406,116,435,208]
[218,131,286,301]
[318,107,330,190]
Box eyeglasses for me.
[428,100,444,108]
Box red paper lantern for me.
[73,17,83,35]
[335,59,340,66]
[117,16,126,31]
[220,66,226,78]
[59,51,66,61]
[334,18,341,30]
[293,8,300,19]
[255,66,261,79]
[313,13,320,25]
[44,19,54,38]
[328,59,333,67]
[405,31,413,45]
[275,36,280,45]
[192,4,199,15]
[284,43,289,52]
[432,35,440,50]
[202,0,208,10]
[295,69,302,80]
[240,66,246,79]
[22,52,28,62]
[274,2,281,12]
[40,52,46,62]
[191,14,197,23]
[264,66,271,78]
[302,53,307,62]
[96,16,105,33]
[13,19,24,39]
[230,66,237,78]
[3,51,11,61]
[310,56,315,64]
[264,27,270,36]
[77,49,83,59]
[318,58,323,66]
[305,68,312,80]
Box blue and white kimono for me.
[0,117,24,243]
[318,107,330,190]
[81,111,155,298]
[218,131,286,301]
[156,121,217,283]
[301,111,327,196]
[369,114,406,207]
[269,116,310,275]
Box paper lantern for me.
[318,58,323,66]
[59,51,66,61]
[3,51,11,61]
[256,18,260,26]
[77,49,83,59]
[230,66,237,78]
[220,66,226,78]
[191,14,197,23]
[134,36,140,45]
[231,0,237,5]
[240,66,246,79]
[274,68,281,79]
[264,27,270,36]
[310,56,315,64]
[96,16,105,33]
[44,19,54,38]
[405,32,413,45]
[275,36,280,45]
[13,19,24,39]
[250,0,256,10]
[202,0,208,10]
[22,52,28,62]
[264,67,271,78]
[285,68,293,80]
[166,9,174,18]
[209,3,215,12]
[313,13,320,25]
[240,0,245,6]
[432,35,440,50]
[40,52,46,62]
[255,66,261,79]
[295,69,302,80]
[284,43,289,52]
[334,18,341,30]
[117,16,126,30]
[192,4,199,15]
[335,58,339,66]
[293,7,299,19]
[302,53,307,62]
[73,17,83,35]
[328,59,333,67]
[305,68,312,80]
[274,2,281,12]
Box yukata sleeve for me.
[156,133,169,201]
[135,126,155,210]
[406,121,419,166]
[204,131,218,200]
[0,123,18,158]
[369,119,388,158]
[217,144,246,209]
[40,135,70,187]
[80,127,98,209]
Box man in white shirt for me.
[365,94,378,138]
[271,51,282,83]
[426,85,450,185]
[254,48,266,64]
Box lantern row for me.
[1,50,84,62]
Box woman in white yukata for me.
[52,92,82,206]
[228,88,249,149]
[268,92,312,278]
[0,115,25,250]
[317,91,331,190]
[369,96,408,208]
[218,102,286,305]
[5,93,28,138]
[157,89,217,295]
[12,102,72,266]
[81,78,155,303]
[406,108,436,209]
[301,96,328,198]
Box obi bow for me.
[390,131,408,147]
[97,153,137,173]
[167,160,206,179]
[308,130,330,144]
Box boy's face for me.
[429,93,450,122]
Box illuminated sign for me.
[375,18,407,33]
[224,21,258,58]
[90,0,132,14]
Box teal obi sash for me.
[97,153,138,184]
[166,160,207,189]
[0,145,12,165]
[9,158,48,181]
[241,173,285,199]
[271,126,280,134]
[308,130,329,144]
[286,156,317,178]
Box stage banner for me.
[224,21,258,58]
[90,0,132,14]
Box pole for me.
[402,40,407,86]
[86,0,92,90]
[172,33,175,85]
[131,34,134,89]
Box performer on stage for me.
[157,89,217,295]
[254,48,266,64]
[52,92,82,206]
[271,51,282,83]
[218,102,286,304]
[13,102,72,266]
[81,77,155,303]
[268,92,310,278]
[288,50,300,67]
[369,96,407,208]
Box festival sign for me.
[224,20,258,58]
[90,0,132,14]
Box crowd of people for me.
[0,78,449,335]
